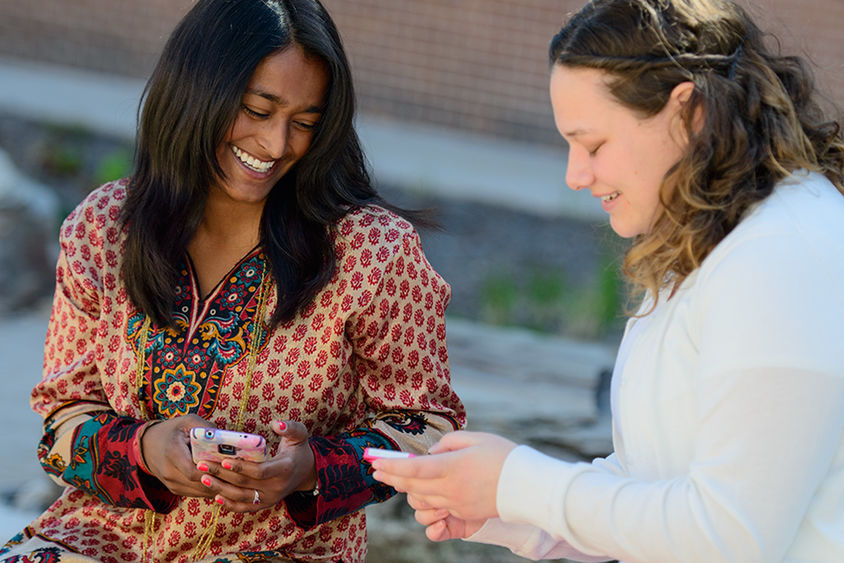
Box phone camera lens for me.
[205,429,214,439]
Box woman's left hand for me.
[196,420,317,512]
[408,494,488,542]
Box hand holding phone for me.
[190,427,267,464]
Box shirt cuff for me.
[123,420,179,513]
[497,445,590,537]
[466,517,611,562]
[286,436,394,529]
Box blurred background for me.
[0,1,841,560]
[1,0,841,143]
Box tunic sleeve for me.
[32,198,177,513]
[286,226,466,528]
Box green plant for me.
[527,270,566,306]
[477,252,627,340]
[479,274,519,326]
[593,253,624,332]
[42,142,83,176]
[95,149,134,184]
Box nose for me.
[565,145,594,192]
[258,120,289,160]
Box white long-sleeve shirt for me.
[469,171,844,562]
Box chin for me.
[609,221,640,239]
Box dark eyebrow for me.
[245,88,323,113]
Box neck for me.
[195,194,264,252]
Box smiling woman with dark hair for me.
[0,1,465,561]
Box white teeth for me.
[231,146,275,173]
[601,192,620,202]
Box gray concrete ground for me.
[0,57,618,545]
[0,308,51,540]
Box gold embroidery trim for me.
[134,266,270,562]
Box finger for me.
[406,493,435,511]
[371,452,450,479]
[413,507,450,527]
[427,430,487,455]
[425,520,451,542]
[273,420,309,444]
[373,473,452,500]
[220,457,266,480]
[200,474,264,511]
[213,492,264,514]
[373,471,403,492]
[197,473,231,502]
[197,459,264,488]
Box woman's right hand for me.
[140,414,213,497]
[408,494,487,541]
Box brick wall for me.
[0,0,193,77]
[744,0,844,116]
[322,0,575,145]
[0,0,841,146]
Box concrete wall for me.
[0,0,841,146]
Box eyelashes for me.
[242,105,269,119]
[241,105,317,130]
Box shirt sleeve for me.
[286,226,466,528]
[32,204,178,513]
[492,229,844,562]
[466,517,613,562]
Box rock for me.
[0,148,59,313]
[447,317,616,460]
[8,476,62,514]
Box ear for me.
[670,80,695,106]
[668,80,704,138]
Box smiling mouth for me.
[600,192,620,202]
[231,145,276,173]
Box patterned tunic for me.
[1,179,465,562]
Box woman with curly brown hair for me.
[373,1,844,561]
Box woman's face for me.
[213,44,328,207]
[550,65,690,238]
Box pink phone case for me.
[190,427,267,464]
[363,447,415,462]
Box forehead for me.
[549,65,625,135]
[246,45,328,109]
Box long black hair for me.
[122,0,423,327]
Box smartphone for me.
[363,447,415,462]
[190,427,267,464]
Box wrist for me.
[134,420,162,475]
[299,478,320,497]
[296,440,319,496]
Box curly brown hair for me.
[550,0,844,313]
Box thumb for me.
[428,430,483,455]
[273,420,309,445]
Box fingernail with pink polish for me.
[197,462,209,472]
[277,421,287,432]
[216,497,224,505]
[201,476,212,487]
[221,460,232,470]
